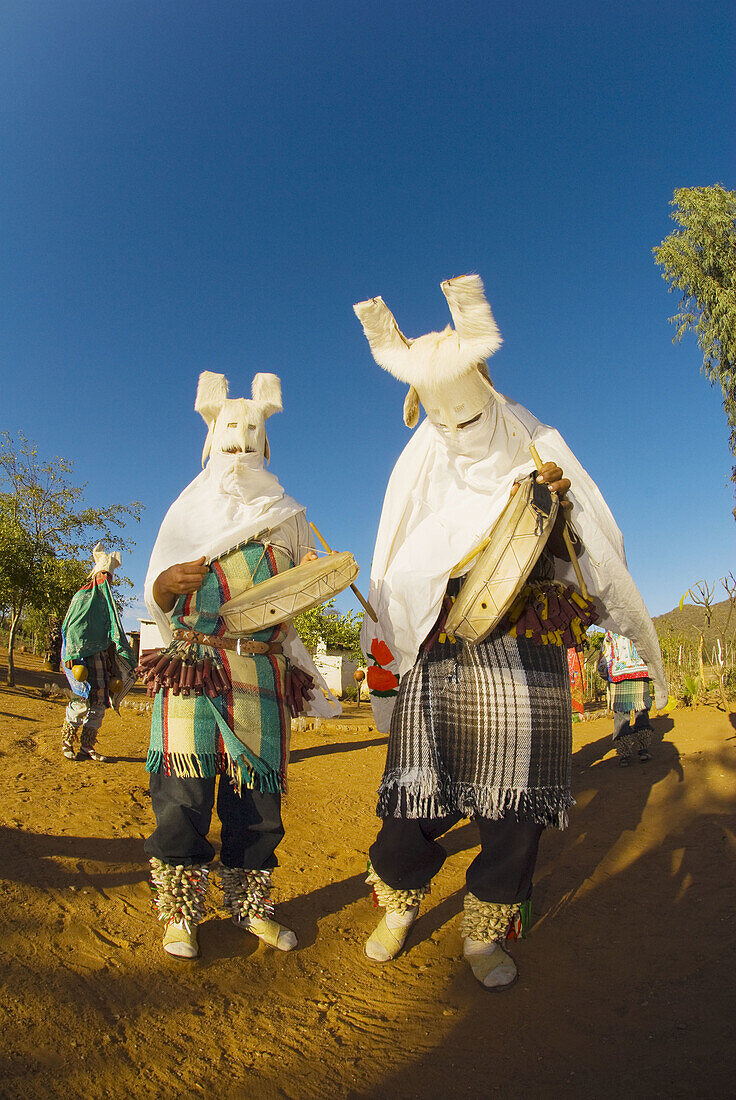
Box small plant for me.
[682,675,700,706]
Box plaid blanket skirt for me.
[62,649,110,705]
[378,628,573,828]
[146,540,292,794]
[611,678,652,740]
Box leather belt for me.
[172,628,283,656]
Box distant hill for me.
[653,598,735,648]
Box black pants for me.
[144,773,284,870]
[369,813,543,904]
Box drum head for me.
[220,551,359,634]
[444,475,558,645]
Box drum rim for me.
[444,475,558,642]
[219,550,359,616]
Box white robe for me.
[361,396,667,732]
[144,449,340,718]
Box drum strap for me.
[172,628,283,656]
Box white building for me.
[310,640,364,700]
[139,618,166,658]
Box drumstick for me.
[309,522,378,622]
[529,444,589,600]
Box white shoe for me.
[241,915,297,952]
[163,919,199,959]
[464,937,518,990]
[364,907,418,962]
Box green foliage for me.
[35,557,90,619]
[0,506,46,611]
[682,675,701,705]
[653,185,736,512]
[657,627,691,666]
[583,629,605,658]
[0,432,142,683]
[292,599,364,664]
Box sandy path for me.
[1,654,735,1098]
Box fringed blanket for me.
[146,540,292,793]
[378,587,573,829]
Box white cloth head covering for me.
[144,449,306,615]
[356,283,667,731]
[88,542,122,579]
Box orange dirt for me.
[1,652,735,1099]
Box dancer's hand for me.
[510,462,578,559]
[300,550,319,565]
[153,556,208,612]
[534,462,572,515]
[511,462,572,514]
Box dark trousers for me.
[369,813,544,904]
[144,773,284,870]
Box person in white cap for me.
[354,275,667,990]
[141,371,339,960]
[60,543,136,761]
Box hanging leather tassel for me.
[164,655,182,688]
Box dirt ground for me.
[1,652,735,1100]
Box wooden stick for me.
[452,532,493,576]
[529,444,589,600]
[309,522,378,622]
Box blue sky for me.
[2,0,734,629]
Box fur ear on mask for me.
[195,372,229,426]
[441,275,502,363]
[354,296,412,382]
[251,373,282,419]
[403,385,420,428]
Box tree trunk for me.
[6,608,22,687]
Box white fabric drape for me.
[144,450,339,718]
[362,396,667,732]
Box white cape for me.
[144,450,339,718]
[361,397,667,732]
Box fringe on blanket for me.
[377,773,574,829]
[145,747,285,794]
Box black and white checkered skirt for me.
[377,627,573,828]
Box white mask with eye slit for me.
[354,274,505,440]
[195,371,282,468]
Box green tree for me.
[293,599,364,665]
[653,184,736,513]
[20,556,90,660]
[0,433,142,685]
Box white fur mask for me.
[195,371,282,468]
[354,274,505,436]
